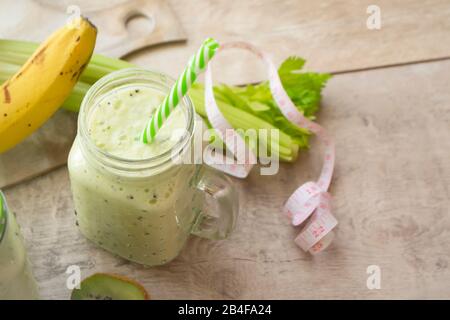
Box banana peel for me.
[0,17,97,153]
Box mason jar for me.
[0,191,39,299]
[68,68,238,266]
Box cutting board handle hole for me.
[125,12,155,36]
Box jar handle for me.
[191,167,239,240]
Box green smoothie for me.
[0,192,39,299]
[68,84,202,266]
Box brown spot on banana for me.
[80,63,87,72]
[15,45,48,80]
[76,62,88,82]
[31,45,47,65]
[15,64,31,79]
[3,84,11,104]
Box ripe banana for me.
[0,17,97,153]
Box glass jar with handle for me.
[68,68,239,266]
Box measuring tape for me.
[203,42,337,254]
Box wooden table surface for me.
[2,0,450,299]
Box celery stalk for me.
[62,81,91,112]
[0,51,29,67]
[189,86,298,161]
[0,61,20,78]
[189,86,297,148]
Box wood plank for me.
[4,59,450,299]
[131,0,450,83]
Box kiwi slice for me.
[71,273,149,300]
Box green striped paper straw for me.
[141,38,219,143]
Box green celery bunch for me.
[0,39,330,162]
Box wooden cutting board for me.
[0,0,186,188]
